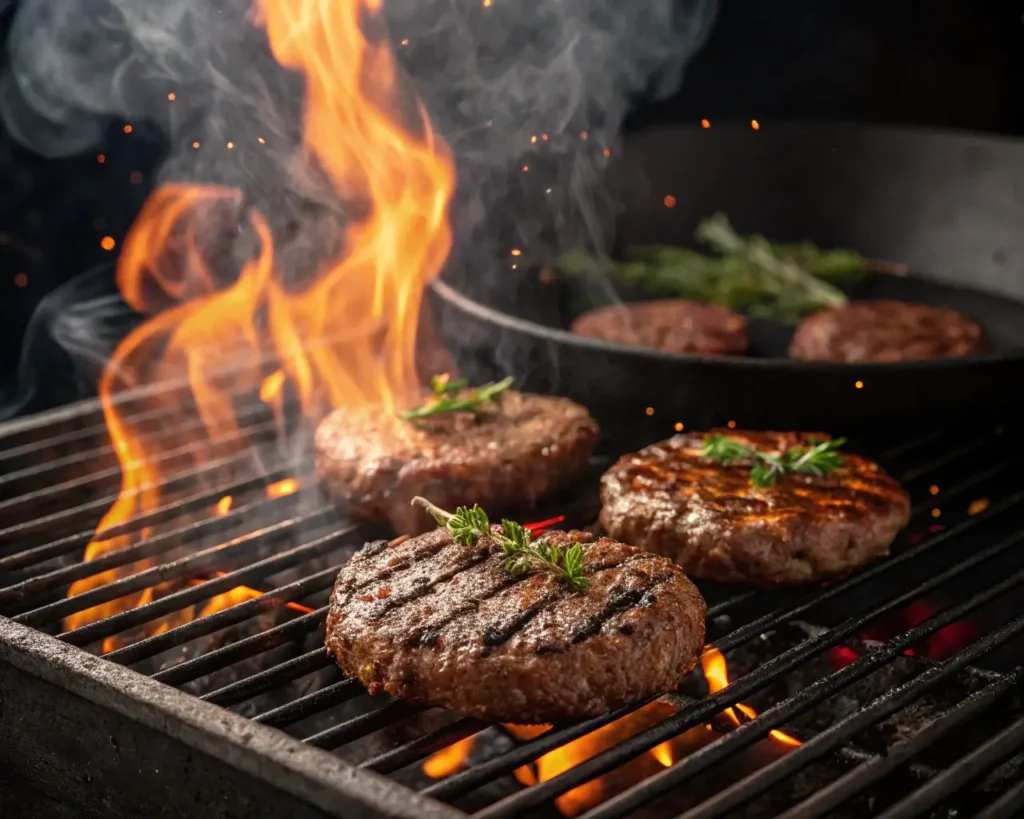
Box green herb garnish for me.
[556,212,905,324]
[701,434,846,487]
[398,375,514,421]
[410,497,590,590]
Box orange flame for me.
[701,648,801,747]
[422,653,799,815]
[422,703,716,817]
[421,735,479,779]
[266,478,300,499]
[64,0,454,642]
[260,369,286,403]
[196,572,315,619]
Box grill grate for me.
[1,395,1023,819]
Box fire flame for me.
[64,0,454,642]
[700,648,801,747]
[421,651,799,816]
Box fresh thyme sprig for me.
[398,375,514,421]
[410,497,590,590]
[701,434,846,487]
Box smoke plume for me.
[1,0,718,412]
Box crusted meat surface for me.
[789,300,987,362]
[572,299,748,355]
[600,430,911,586]
[324,527,707,723]
[314,390,599,534]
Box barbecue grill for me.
[2,386,1023,819]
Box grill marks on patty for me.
[325,527,707,722]
[338,530,663,652]
[600,430,912,586]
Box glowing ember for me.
[266,478,300,499]
[701,648,801,747]
[215,495,233,515]
[967,498,990,516]
[65,0,455,644]
[260,369,286,403]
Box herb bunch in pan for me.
[556,212,905,324]
[411,497,590,590]
[701,434,846,487]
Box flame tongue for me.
[422,651,801,816]
[65,0,454,640]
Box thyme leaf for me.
[410,497,590,589]
[701,434,846,487]
[399,375,514,421]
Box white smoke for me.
[0,0,718,412]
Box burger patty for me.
[789,300,987,362]
[325,526,707,723]
[571,299,748,355]
[314,390,599,534]
[600,430,911,586]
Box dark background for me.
[1,0,1022,403]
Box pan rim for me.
[429,277,1024,374]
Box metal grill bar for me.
[151,605,328,686]
[0,467,290,573]
[876,715,1024,819]
[360,718,489,775]
[472,534,1024,817]
[254,679,365,729]
[0,491,307,608]
[59,526,343,644]
[103,565,339,664]
[673,624,1024,819]
[14,504,334,627]
[0,416,280,516]
[771,669,1023,819]
[200,648,336,707]
[0,449,273,544]
[306,701,422,750]
[975,774,1024,819]
[0,398,285,489]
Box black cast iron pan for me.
[429,124,1024,441]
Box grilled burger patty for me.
[600,430,911,586]
[789,300,987,362]
[314,390,599,534]
[325,527,707,723]
[571,299,748,355]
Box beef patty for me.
[571,299,748,355]
[789,300,987,362]
[600,430,911,586]
[325,526,706,723]
[314,390,599,534]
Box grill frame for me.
[2,395,1024,819]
